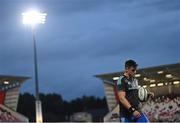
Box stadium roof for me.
[0,75,30,82]
[0,75,30,91]
[95,63,180,86]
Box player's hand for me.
[133,110,141,118]
[148,92,154,98]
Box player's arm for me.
[118,91,131,109]
[117,78,133,109]
[118,91,141,118]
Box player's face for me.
[127,67,137,77]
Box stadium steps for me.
[104,82,117,111]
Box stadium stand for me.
[0,75,29,122]
[142,95,180,122]
[0,104,28,122]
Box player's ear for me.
[125,69,128,73]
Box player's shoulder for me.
[117,75,126,84]
[121,75,128,80]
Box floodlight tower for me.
[22,10,47,123]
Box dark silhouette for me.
[17,93,108,122]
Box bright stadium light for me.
[144,77,150,81]
[150,84,156,87]
[22,9,47,123]
[157,83,163,86]
[173,81,179,85]
[22,10,47,26]
[157,71,164,74]
[135,74,141,77]
[166,74,173,78]
[142,85,147,88]
[113,77,119,80]
[150,79,155,83]
[4,81,9,85]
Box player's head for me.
[125,59,138,77]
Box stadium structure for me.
[70,112,92,122]
[96,63,180,122]
[0,75,29,122]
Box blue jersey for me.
[117,75,140,117]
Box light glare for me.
[157,71,164,74]
[150,84,156,87]
[143,85,147,88]
[113,77,119,80]
[157,83,163,86]
[22,10,47,25]
[135,74,141,77]
[173,81,179,85]
[166,74,173,78]
[150,79,155,83]
[4,81,9,85]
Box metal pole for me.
[32,26,43,123]
[32,27,40,101]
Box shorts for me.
[120,113,149,122]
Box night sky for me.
[0,0,180,100]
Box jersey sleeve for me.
[117,76,126,91]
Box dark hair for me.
[125,59,138,69]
